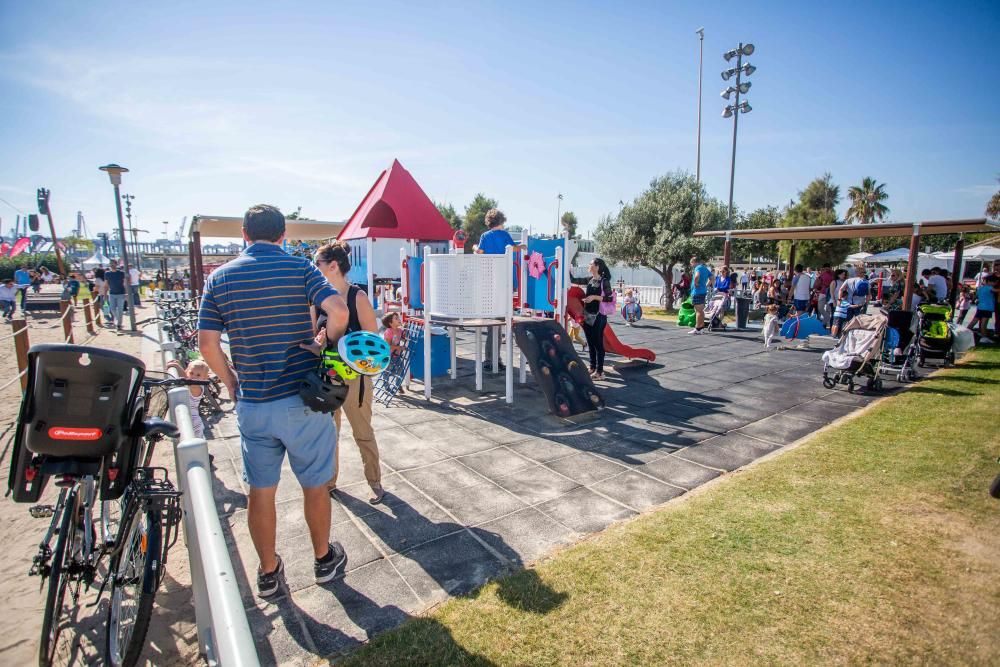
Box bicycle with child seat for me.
[11,345,208,667]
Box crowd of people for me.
[666,260,1000,342]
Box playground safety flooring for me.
[205,320,898,664]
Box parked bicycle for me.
[8,344,208,666]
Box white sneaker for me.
[979,336,994,345]
[688,328,702,335]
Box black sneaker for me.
[257,556,284,598]
[314,542,347,584]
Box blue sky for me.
[0,0,997,241]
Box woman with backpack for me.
[581,258,615,380]
[310,241,385,504]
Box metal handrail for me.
[160,328,258,666]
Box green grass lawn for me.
[342,349,1000,666]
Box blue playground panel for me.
[409,330,451,378]
[406,256,424,310]
[524,238,564,312]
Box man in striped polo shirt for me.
[198,204,349,597]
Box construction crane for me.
[175,216,188,243]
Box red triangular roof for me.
[337,159,455,241]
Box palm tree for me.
[845,177,890,251]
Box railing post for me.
[59,299,73,344]
[82,297,96,335]
[11,318,29,391]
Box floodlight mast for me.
[721,42,755,266]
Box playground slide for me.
[566,286,656,362]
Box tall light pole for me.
[695,27,704,187]
[555,193,563,237]
[99,164,137,331]
[721,42,756,266]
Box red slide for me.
[566,286,656,362]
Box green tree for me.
[732,206,780,264]
[845,177,890,251]
[594,171,725,297]
[778,175,852,268]
[462,194,499,253]
[63,235,95,254]
[435,202,463,231]
[986,178,1000,221]
[560,211,579,239]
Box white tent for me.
[81,251,112,268]
[933,245,1000,261]
[845,251,873,263]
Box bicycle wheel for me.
[106,508,161,667]
[39,488,78,667]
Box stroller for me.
[916,302,955,367]
[822,311,888,392]
[705,292,731,330]
[878,310,919,383]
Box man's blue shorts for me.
[691,293,707,306]
[235,394,336,489]
[794,299,809,311]
[974,309,994,320]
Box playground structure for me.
[372,230,654,414]
[336,159,456,306]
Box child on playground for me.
[622,289,638,326]
[763,303,781,349]
[381,312,407,393]
[67,273,81,306]
[567,317,587,351]
[955,285,971,325]
[0,278,17,321]
[165,358,209,438]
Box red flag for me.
[9,237,31,257]
[0,242,9,256]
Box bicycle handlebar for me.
[143,377,211,388]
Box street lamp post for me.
[555,193,563,238]
[695,27,704,187]
[721,42,756,267]
[99,164,137,331]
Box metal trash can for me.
[735,296,751,330]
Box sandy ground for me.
[0,295,200,666]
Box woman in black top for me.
[582,258,614,380]
[309,242,385,504]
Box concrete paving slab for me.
[544,452,627,486]
[476,507,580,564]
[423,478,528,526]
[735,413,825,445]
[673,440,758,471]
[590,470,686,511]
[494,464,582,506]
[458,446,538,482]
[640,455,722,489]
[389,531,507,605]
[537,487,636,533]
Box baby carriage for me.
[822,311,888,392]
[916,302,955,367]
[705,292,730,330]
[878,310,918,382]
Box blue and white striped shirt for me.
[198,243,337,403]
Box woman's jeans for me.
[582,314,608,373]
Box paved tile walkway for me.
[205,320,894,664]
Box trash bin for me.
[735,296,751,330]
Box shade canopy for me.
[338,159,455,241]
[844,251,873,262]
[694,218,997,241]
[866,247,936,263]
[81,251,112,268]
[934,245,1000,261]
[189,215,344,240]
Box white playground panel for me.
[421,245,516,404]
